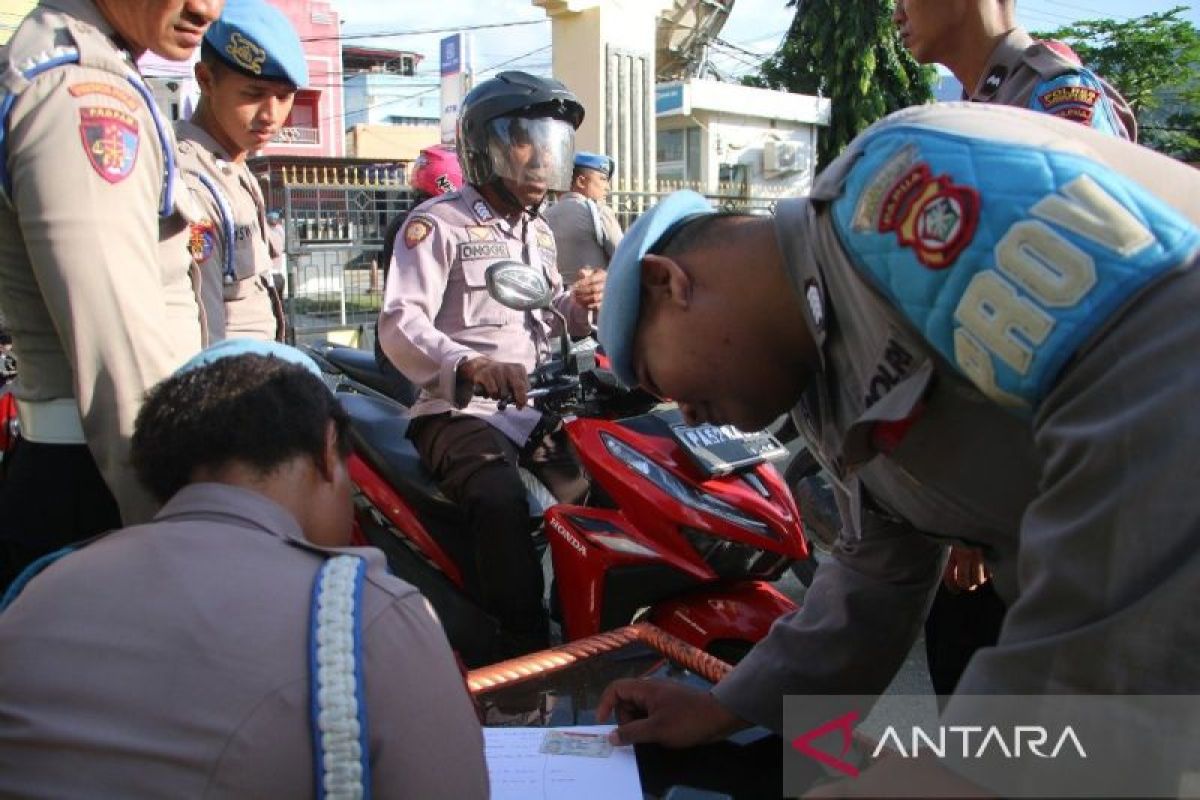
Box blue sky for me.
[334,1,1198,81]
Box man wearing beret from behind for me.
[177,0,306,342]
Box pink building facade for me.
[265,0,345,158]
[141,0,345,158]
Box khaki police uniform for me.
[968,27,1136,139]
[0,0,204,582]
[176,119,283,342]
[379,183,592,446]
[706,106,1200,743]
[544,190,624,285]
[378,184,593,651]
[0,482,489,799]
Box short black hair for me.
[131,355,351,503]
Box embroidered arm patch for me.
[1030,72,1123,137]
[78,106,139,184]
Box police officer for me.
[0,341,487,798]
[177,0,304,343]
[594,104,1200,794]
[894,0,1136,699]
[545,150,624,286]
[0,0,221,592]
[895,0,1136,138]
[378,71,605,656]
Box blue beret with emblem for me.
[204,0,309,88]
[598,190,714,387]
[574,151,614,178]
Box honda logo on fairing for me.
[550,518,587,557]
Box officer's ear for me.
[194,60,217,95]
[640,254,692,310]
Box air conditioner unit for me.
[763,140,802,174]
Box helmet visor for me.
[485,116,576,194]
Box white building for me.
[655,79,830,197]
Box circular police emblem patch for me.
[404,217,434,249]
[878,163,980,270]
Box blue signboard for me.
[656,83,684,115]
[441,34,461,76]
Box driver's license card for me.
[539,730,614,758]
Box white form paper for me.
[484,725,642,800]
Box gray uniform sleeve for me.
[364,592,489,799]
[952,256,1200,699]
[713,504,944,732]
[545,200,606,285]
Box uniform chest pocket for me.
[459,257,524,328]
[230,224,266,282]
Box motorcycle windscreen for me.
[485,116,576,193]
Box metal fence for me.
[279,170,793,343]
[280,167,417,345]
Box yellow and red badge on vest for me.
[188,222,216,263]
[404,217,434,249]
[877,163,980,270]
[78,107,139,184]
[1039,85,1100,126]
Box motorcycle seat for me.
[323,346,418,406]
[337,392,461,519]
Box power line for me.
[301,18,546,45]
[322,44,552,126]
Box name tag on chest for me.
[459,242,510,261]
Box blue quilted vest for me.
[829,124,1200,416]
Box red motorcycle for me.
[307,263,809,666]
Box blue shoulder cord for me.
[309,554,372,800]
[0,545,77,612]
[1,48,175,218]
[193,170,239,284]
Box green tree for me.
[1034,7,1200,161]
[746,0,935,170]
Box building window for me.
[657,126,701,183]
[275,91,321,145]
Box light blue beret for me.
[597,190,714,387]
[205,0,309,87]
[574,151,614,177]
[175,338,324,382]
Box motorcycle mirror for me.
[485,261,553,311]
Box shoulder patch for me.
[403,216,435,249]
[1029,72,1114,132]
[78,107,139,183]
[68,82,139,112]
[875,162,980,270]
[188,221,217,263]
